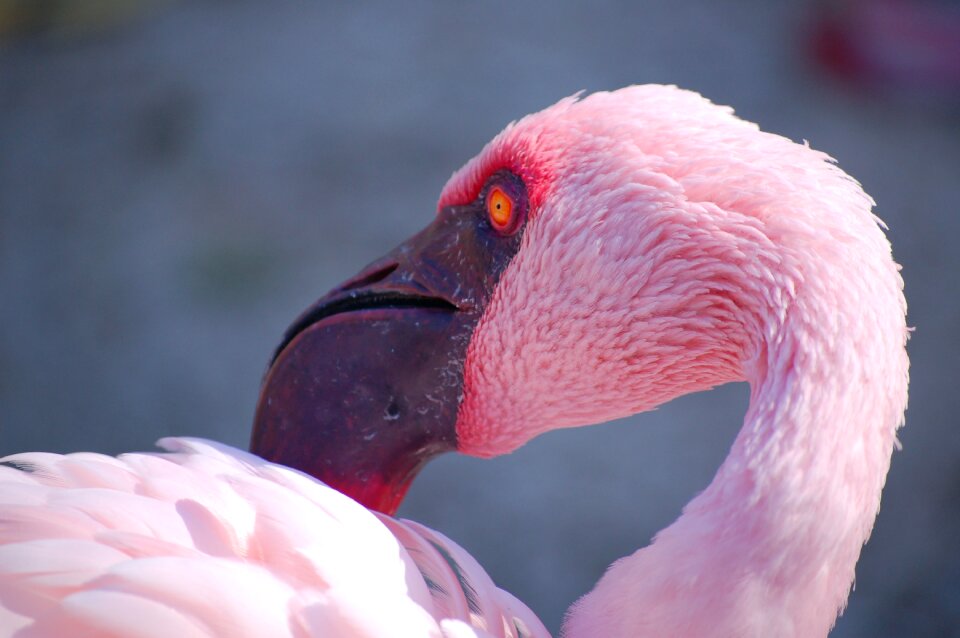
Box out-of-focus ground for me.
[1,1,958,635]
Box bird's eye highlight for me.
[486,186,514,232]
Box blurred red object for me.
[809,0,960,99]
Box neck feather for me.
[563,239,908,638]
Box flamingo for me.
[0,85,908,637]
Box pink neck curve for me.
[562,235,908,637]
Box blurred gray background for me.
[2,1,958,635]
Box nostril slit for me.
[341,262,399,291]
[385,400,401,420]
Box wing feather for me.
[0,439,546,637]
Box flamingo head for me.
[252,85,887,514]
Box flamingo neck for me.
[563,253,908,637]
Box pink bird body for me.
[0,438,545,637]
[0,85,908,637]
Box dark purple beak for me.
[251,172,528,514]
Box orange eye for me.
[486,187,514,231]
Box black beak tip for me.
[251,296,462,514]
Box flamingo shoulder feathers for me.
[0,438,546,637]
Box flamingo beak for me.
[251,199,524,515]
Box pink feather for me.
[0,438,543,637]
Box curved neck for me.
[563,257,908,637]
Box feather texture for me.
[0,438,546,637]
